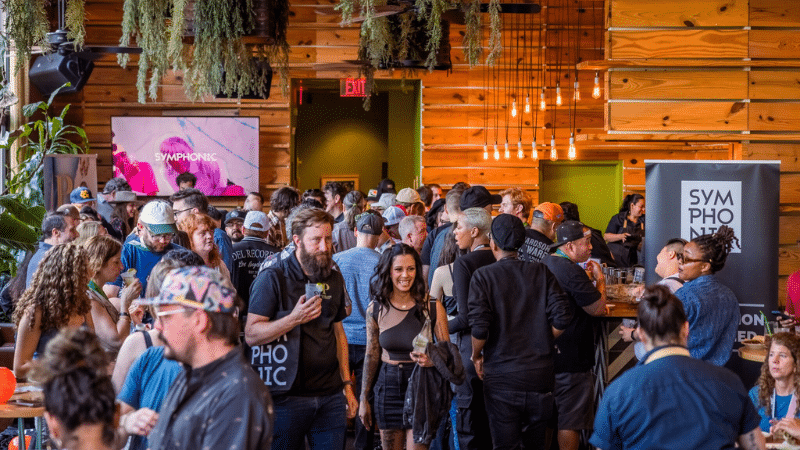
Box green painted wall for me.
[294,92,389,192]
[539,161,623,231]
[292,80,421,193]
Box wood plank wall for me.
[40,0,732,212]
[604,0,800,306]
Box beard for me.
[299,243,333,282]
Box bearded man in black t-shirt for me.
[246,208,358,450]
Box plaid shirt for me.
[265,210,287,249]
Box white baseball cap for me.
[244,211,269,231]
[382,206,406,227]
[139,201,178,235]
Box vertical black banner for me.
[645,160,780,343]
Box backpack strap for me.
[142,330,153,348]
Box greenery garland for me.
[486,0,502,65]
[65,0,86,49]
[462,0,482,67]
[5,0,49,73]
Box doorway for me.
[539,161,623,231]
[291,79,421,193]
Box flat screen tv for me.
[111,116,259,197]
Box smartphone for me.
[772,310,793,321]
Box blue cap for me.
[69,186,95,204]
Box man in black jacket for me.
[469,214,573,449]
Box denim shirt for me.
[676,275,740,366]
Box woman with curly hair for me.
[360,244,449,450]
[13,244,95,379]
[749,332,800,432]
[84,235,144,354]
[676,224,741,366]
[177,213,231,283]
[30,328,117,450]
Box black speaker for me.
[29,52,94,96]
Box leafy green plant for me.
[0,83,87,275]
[4,0,49,73]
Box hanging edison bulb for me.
[539,89,546,111]
[524,95,531,113]
[483,144,489,160]
[517,140,524,159]
[550,136,558,161]
[511,101,517,118]
[574,81,581,101]
[504,141,510,159]
[568,135,577,160]
[555,84,562,106]
[531,140,538,161]
[592,72,601,99]
[493,143,500,161]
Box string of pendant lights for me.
[480,0,601,162]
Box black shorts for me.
[374,362,415,430]
[554,371,595,430]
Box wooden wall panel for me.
[750,0,800,27]
[609,30,749,59]
[610,0,748,27]
[750,30,800,59]
[609,71,747,100]
[749,104,800,131]
[749,71,800,100]
[608,102,748,131]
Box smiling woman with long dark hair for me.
[359,244,448,450]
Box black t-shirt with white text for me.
[519,228,553,263]
[232,237,279,311]
[249,250,347,396]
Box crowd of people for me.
[0,173,793,450]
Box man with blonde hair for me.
[499,187,533,225]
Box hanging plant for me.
[415,0,448,71]
[65,0,87,49]
[462,0,482,67]
[4,0,49,73]
[119,0,290,102]
[486,0,502,65]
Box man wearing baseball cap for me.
[231,210,280,326]
[519,202,565,263]
[332,212,384,450]
[144,266,274,450]
[225,209,246,243]
[469,214,573,448]
[97,177,132,223]
[542,220,608,450]
[69,186,96,210]
[107,200,184,299]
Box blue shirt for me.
[118,346,183,450]
[749,386,799,432]
[591,354,759,450]
[676,275,740,366]
[333,246,381,345]
[113,237,183,293]
[214,228,233,272]
[25,242,52,288]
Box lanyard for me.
[771,390,799,420]
[88,280,108,300]
[637,344,690,366]
[472,244,489,252]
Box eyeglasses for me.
[173,208,192,218]
[150,232,175,242]
[154,307,190,319]
[677,253,709,264]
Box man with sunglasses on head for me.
[107,201,185,299]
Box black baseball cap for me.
[550,220,591,250]
[102,177,131,194]
[460,186,502,210]
[225,209,246,225]
[491,214,526,251]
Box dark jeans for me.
[272,392,346,450]
[484,384,554,450]
[455,332,492,450]
[349,344,376,450]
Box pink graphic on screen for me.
[111,117,259,197]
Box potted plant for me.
[0,83,85,275]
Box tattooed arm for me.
[737,426,766,450]
[359,303,381,431]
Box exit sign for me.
[340,78,367,97]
